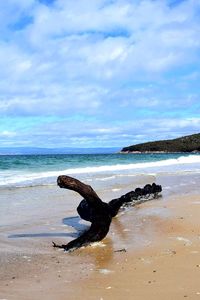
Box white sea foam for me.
[64,155,200,174]
[112,188,121,192]
[176,236,192,246]
[95,175,116,181]
[0,155,200,188]
[98,269,114,274]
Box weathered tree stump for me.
[53,175,162,251]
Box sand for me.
[1,174,200,300]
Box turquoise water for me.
[0,153,195,171]
[0,153,200,188]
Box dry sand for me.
[1,184,200,299]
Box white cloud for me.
[2,1,200,78]
[5,115,198,148]
[0,0,200,146]
[0,130,16,138]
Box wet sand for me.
[1,174,200,300]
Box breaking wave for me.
[1,155,200,188]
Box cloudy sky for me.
[0,0,200,148]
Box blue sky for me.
[0,0,200,148]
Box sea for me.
[1,152,200,189]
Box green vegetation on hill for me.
[121,133,200,153]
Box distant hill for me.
[0,147,120,155]
[121,133,200,153]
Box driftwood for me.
[53,175,162,251]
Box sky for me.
[0,0,200,148]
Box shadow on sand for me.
[8,216,89,239]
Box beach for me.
[0,154,200,299]
[1,0,200,298]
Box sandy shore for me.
[1,174,200,300]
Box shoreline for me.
[1,153,200,190]
[119,151,200,154]
[1,172,200,299]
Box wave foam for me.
[1,155,200,188]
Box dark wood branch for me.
[57,175,102,207]
[53,217,111,251]
[53,175,162,251]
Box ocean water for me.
[0,152,200,189]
